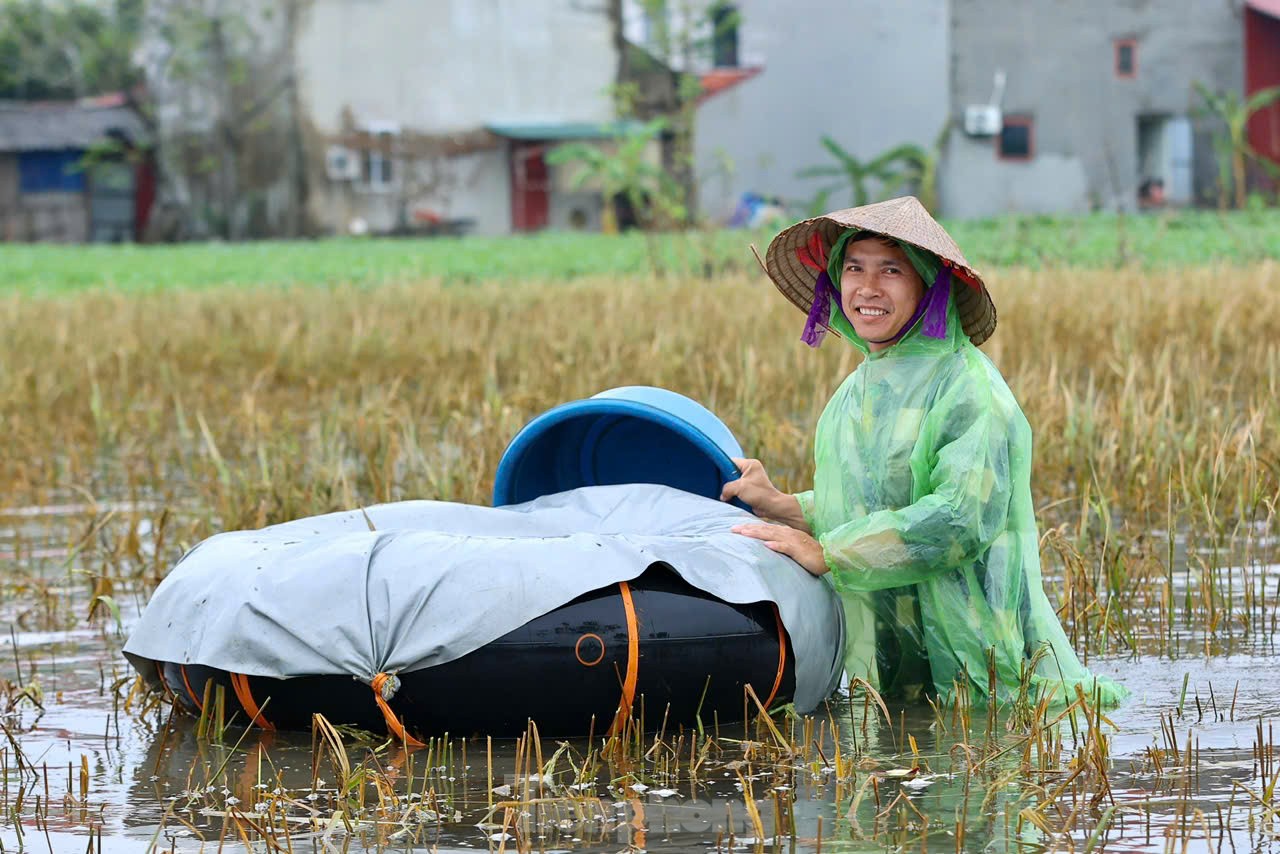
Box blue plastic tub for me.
[493,387,747,508]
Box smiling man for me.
[840,234,927,350]
[721,197,1125,706]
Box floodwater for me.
[4,504,1280,852]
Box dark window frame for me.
[1114,38,1137,79]
[361,130,397,191]
[710,2,740,68]
[997,115,1034,161]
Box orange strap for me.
[371,672,425,748]
[154,662,175,701]
[762,605,788,710]
[230,673,275,731]
[180,665,204,713]
[609,581,640,735]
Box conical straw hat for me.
[763,196,997,346]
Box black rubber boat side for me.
[155,563,796,738]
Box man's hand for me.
[721,458,812,533]
[732,522,829,577]
[720,457,784,513]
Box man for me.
[722,197,1124,705]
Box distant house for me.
[944,0,1244,216]
[686,0,949,223]
[131,0,1275,238]
[296,0,751,237]
[0,94,153,242]
[691,0,1253,220]
[136,0,946,236]
[293,0,626,237]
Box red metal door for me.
[1246,5,1280,168]
[511,143,549,232]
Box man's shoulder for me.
[930,347,1020,410]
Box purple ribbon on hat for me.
[801,270,836,347]
[921,267,952,338]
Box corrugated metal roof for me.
[1248,0,1280,19]
[0,96,147,152]
[486,120,646,141]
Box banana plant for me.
[797,128,949,213]
[546,117,686,230]
[1194,81,1280,209]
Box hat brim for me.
[763,197,997,347]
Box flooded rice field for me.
[3,503,1280,853]
[4,254,1280,853]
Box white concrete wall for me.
[296,0,618,133]
[549,189,605,231]
[440,148,512,236]
[693,0,951,224]
[316,147,512,236]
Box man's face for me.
[839,238,927,351]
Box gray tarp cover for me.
[124,484,844,712]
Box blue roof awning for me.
[485,120,646,141]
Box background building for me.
[297,0,622,236]
[691,0,950,223]
[943,0,1244,216]
[0,94,152,242]
[1,0,1273,241]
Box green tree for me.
[547,118,686,273]
[546,117,686,231]
[1195,81,1280,209]
[798,135,941,211]
[884,121,952,214]
[607,0,741,224]
[140,0,307,240]
[0,0,143,99]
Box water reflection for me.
[7,641,1280,851]
[4,507,1280,851]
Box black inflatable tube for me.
[156,563,795,738]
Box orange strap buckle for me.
[371,672,425,748]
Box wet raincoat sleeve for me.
[819,375,1013,591]
[792,489,817,532]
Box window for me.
[361,126,398,190]
[1115,38,1137,78]
[710,2,739,68]
[364,132,395,189]
[998,115,1034,160]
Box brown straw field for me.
[2,258,1280,851]
[4,264,1278,650]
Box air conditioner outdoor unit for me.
[964,105,1003,137]
[325,146,361,181]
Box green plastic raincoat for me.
[793,245,1125,706]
